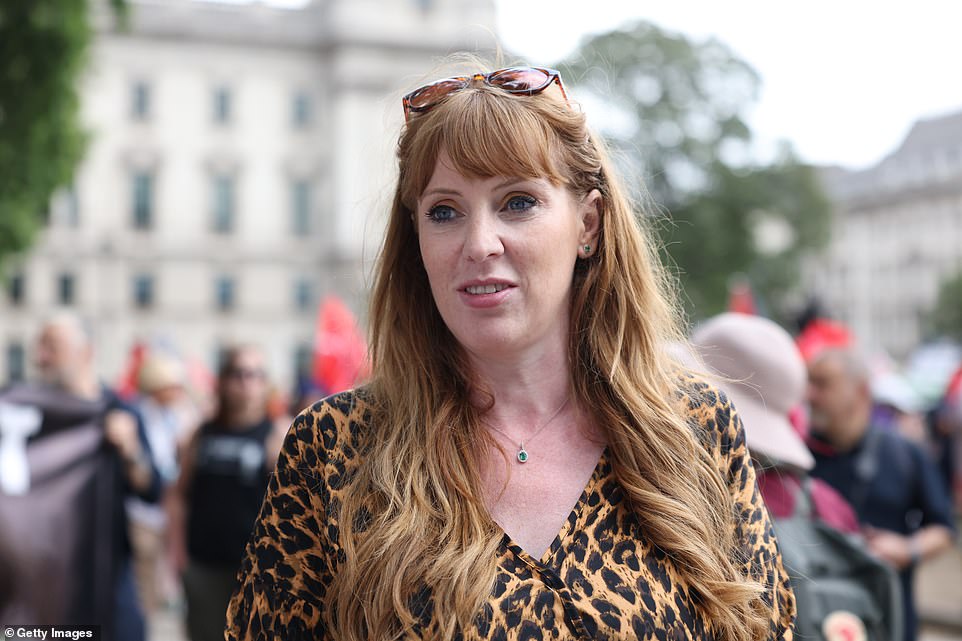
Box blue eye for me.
[426,205,457,222]
[505,195,537,212]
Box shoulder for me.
[876,427,924,455]
[102,389,142,418]
[673,372,741,455]
[287,389,374,465]
[872,428,930,473]
[101,389,149,433]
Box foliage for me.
[927,270,962,341]
[0,0,126,271]
[661,156,831,316]
[559,21,831,321]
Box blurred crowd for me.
[0,308,959,641]
[0,312,308,641]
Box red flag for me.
[727,279,757,315]
[184,355,215,398]
[795,318,854,363]
[312,296,369,395]
[114,341,147,400]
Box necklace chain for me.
[483,396,570,464]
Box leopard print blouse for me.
[226,384,795,640]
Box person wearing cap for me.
[128,352,197,618]
[806,344,956,641]
[691,312,859,533]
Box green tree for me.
[0,1,125,270]
[560,21,831,320]
[927,270,962,341]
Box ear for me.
[577,189,602,254]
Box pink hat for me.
[692,313,814,471]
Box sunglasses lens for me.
[488,68,552,92]
[406,78,468,111]
[402,68,565,120]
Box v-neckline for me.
[497,447,609,566]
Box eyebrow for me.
[420,187,463,199]
[420,178,537,201]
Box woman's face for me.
[221,349,268,412]
[416,150,599,363]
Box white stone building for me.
[0,0,496,392]
[805,109,962,359]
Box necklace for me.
[483,396,570,464]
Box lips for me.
[458,279,516,294]
[457,279,515,308]
[465,283,508,295]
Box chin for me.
[457,333,518,357]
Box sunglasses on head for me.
[402,66,568,122]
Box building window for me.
[215,276,235,311]
[213,344,231,373]
[133,274,155,309]
[132,81,151,120]
[7,273,25,306]
[213,86,232,124]
[65,186,80,227]
[294,278,313,313]
[212,175,235,233]
[291,180,311,235]
[6,342,26,383]
[58,273,76,306]
[292,91,312,128]
[132,172,153,229]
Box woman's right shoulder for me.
[289,388,374,461]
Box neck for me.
[63,373,100,401]
[468,344,574,436]
[822,407,871,452]
[221,406,265,429]
[828,426,868,452]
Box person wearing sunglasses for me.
[168,345,290,641]
[227,65,795,641]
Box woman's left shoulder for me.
[672,371,741,454]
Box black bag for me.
[772,478,903,641]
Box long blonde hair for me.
[331,74,768,640]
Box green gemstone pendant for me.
[517,447,529,463]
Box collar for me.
[805,429,871,457]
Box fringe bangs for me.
[399,88,573,210]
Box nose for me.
[462,212,504,263]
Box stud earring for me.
[583,244,591,255]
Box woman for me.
[691,312,858,533]
[169,345,288,641]
[227,65,794,641]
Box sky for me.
[495,0,962,170]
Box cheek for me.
[418,234,455,289]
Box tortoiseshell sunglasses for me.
[402,67,568,122]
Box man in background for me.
[806,346,956,641]
[0,312,161,641]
